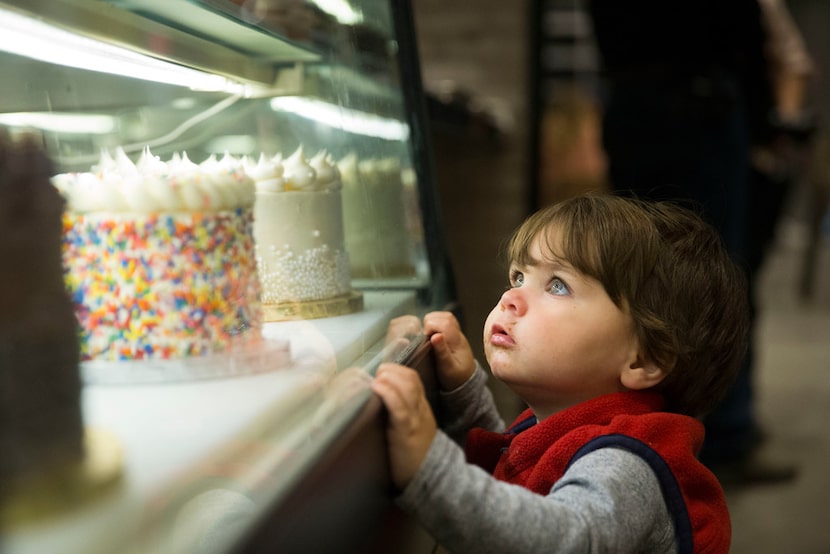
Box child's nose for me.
[499,287,527,316]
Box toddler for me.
[372,195,748,553]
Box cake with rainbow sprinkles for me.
[54,147,263,362]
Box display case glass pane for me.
[0,0,448,551]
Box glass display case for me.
[0,0,452,552]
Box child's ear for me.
[621,355,669,390]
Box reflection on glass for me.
[0,7,252,93]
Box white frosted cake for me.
[248,147,361,320]
[54,148,264,363]
[339,154,416,279]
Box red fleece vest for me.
[465,391,730,554]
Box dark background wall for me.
[412,0,531,418]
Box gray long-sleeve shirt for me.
[396,365,677,553]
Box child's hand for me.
[372,362,437,490]
[423,311,476,391]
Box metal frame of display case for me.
[389,0,457,310]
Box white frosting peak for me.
[53,148,255,214]
[92,148,116,175]
[282,146,317,191]
[310,150,341,191]
[137,146,167,176]
[243,147,345,194]
[245,153,285,194]
[337,152,359,186]
[113,147,139,177]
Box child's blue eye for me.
[549,277,569,296]
[509,270,524,288]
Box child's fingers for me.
[372,363,437,489]
[371,373,404,413]
[429,331,455,363]
[372,363,424,419]
[423,311,458,337]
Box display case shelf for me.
[106,0,322,62]
[1,0,319,88]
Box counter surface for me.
[3,291,417,554]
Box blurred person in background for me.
[748,0,817,281]
[587,0,811,485]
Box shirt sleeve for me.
[437,361,506,444]
[397,431,677,553]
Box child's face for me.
[483,230,641,420]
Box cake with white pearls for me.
[54,147,264,363]
[248,147,362,320]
